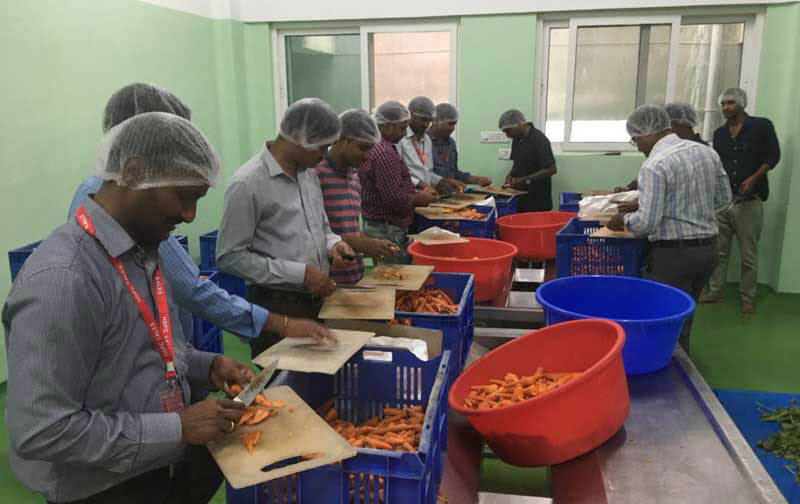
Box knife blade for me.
[233,358,278,406]
[337,284,377,291]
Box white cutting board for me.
[357,264,434,291]
[318,286,396,320]
[252,329,375,374]
[208,386,356,489]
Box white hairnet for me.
[626,105,671,137]
[280,98,341,149]
[434,103,459,122]
[340,109,381,145]
[408,96,435,119]
[98,112,221,190]
[498,109,527,130]
[664,102,698,128]
[103,83,191,133]
[719,87,748,109]
[375,101,411,125]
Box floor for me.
[1,282,797,503]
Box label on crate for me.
[362,350,393,362]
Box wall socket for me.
[497,148,511,160]
[481,131,510,143]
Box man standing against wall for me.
[498,109,557,212]
[701,88,781,314]
[430,103,492,187]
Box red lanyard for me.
[412,137,426,165]
[75,206,177,381]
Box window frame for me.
[272,21,459,130]
[535,9,764,152]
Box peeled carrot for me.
[246,408,270,425]
[241,431,260,454]
[229,383,242,395]
[463,369,581,410]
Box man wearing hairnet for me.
[398,96,463,194]
[614,102,708,209]
[216,98,353,358]
[360,101,439,264]
[498,109,557,212]
[701,87,781,314]
[314,109,400,283]
[4,113,255,503]
[430,103,491,186]
[608,105,732,354]
[67,83,332,359]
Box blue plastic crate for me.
[414,205,496,238]
[174,234,190,253]
[555,218,646,277]
[226,347,451,504]
[394,272,474,376]
[558,192,581,213]
[200,230,219,270]
[8,240,43,282]
[495,195,519,218]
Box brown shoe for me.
[741,302,755,314]
[699,293,724,304]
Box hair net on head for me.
[718,87,748,109]
[626,104,672,137]
[339,109,381,145]
[498,109,527,130]
[408,96,435,119]
[664,102,698,128]
[103,83,191,133]
[98,112,221,190]
[280,98,341,150]
[375,101,411,125]
[434,103,459,123]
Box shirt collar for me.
[261,142,291,179]
[79,195,137,259]
[648,133,681,159]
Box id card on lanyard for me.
[412,137,426,166]
[75,206,185,413]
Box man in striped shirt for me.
[314,109,399,283]
[360,101,439,264]
[608,105,732,353]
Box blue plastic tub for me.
[394,272,474,373]
[535,275,695,375]
[414,205,496,238]
[8,240,43,282]
[226,347,451,504]
[556,218,646,277]
[558,192,581,213]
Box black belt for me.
[652,237,716,248]
[734,195,760,204]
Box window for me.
[275,24,457,120]
[538,13,761,151]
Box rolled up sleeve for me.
[624,164,665,237]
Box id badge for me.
[160,378,185,413]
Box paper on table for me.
[408,226,469,246]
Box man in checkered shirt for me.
[359,101,438,264]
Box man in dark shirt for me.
[701,87,781,314]
[498,109,557,212]
[430,103,491,186]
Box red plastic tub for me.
[407,238,517,302]
[497,211,577,260]
[448,319,629,466]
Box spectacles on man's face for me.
[629,137,640,146]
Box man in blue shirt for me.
[430,103,491,187]
[68,83,332,345]
[701,88,781,314]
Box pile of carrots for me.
[395,288,458,314]
[440,207,485,220]
[463,369,581,410]
[318,401,425,453]
[229,383,288,454]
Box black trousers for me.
[518,191,553,213]
[49,445,222,504]
[246,286,323,359]
[644,241,718,355]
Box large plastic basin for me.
[535,275,695,375]
[448,319,629,466]
[497,211,576,260]
[407,238,517,302]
